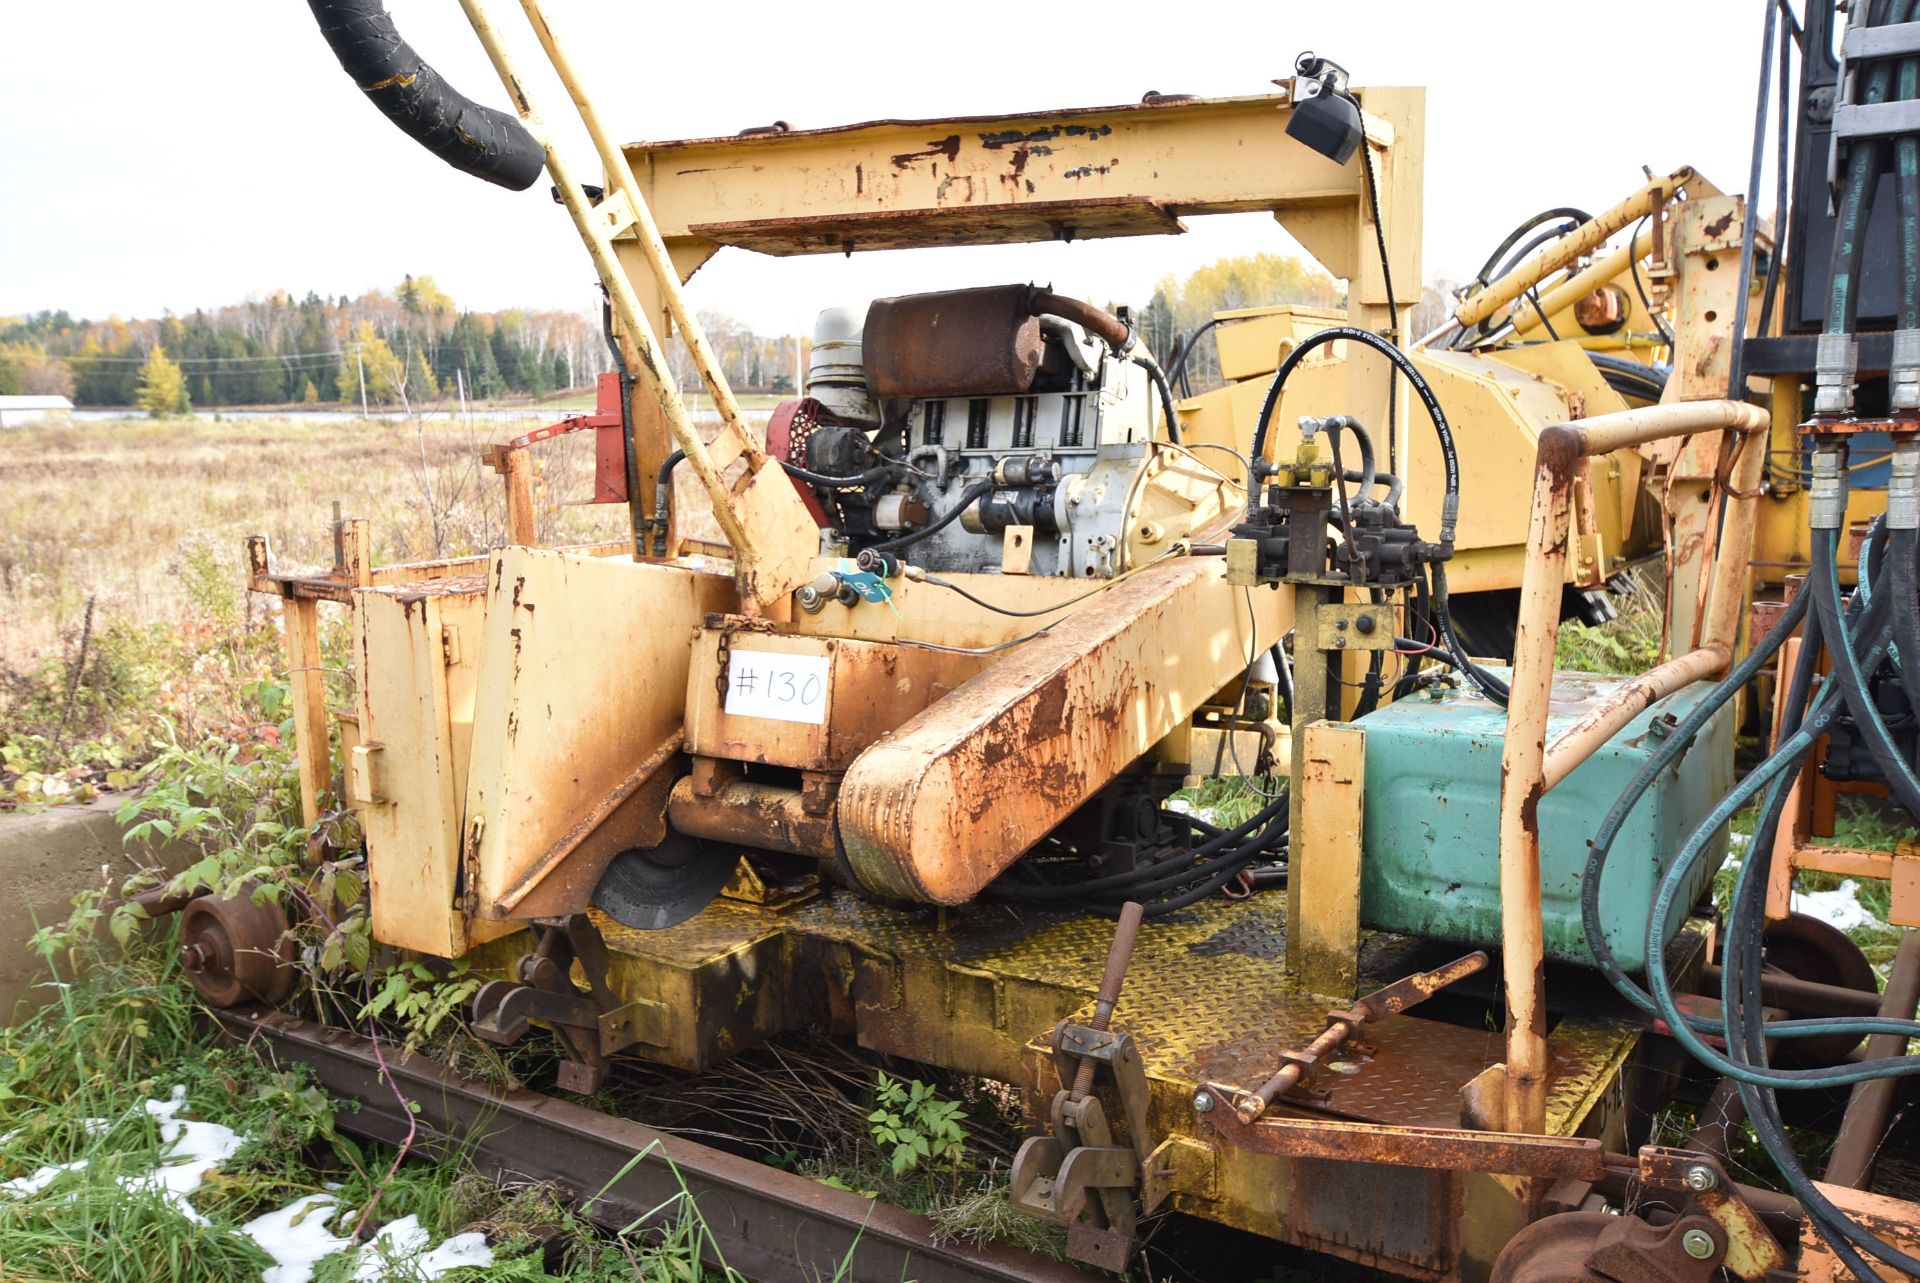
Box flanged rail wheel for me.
[178,892,296,1008]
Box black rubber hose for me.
[1897,52,1920,334]
[994,795,1288,902]
[1248,327,1458,544]
[1810,526,1920,815]
[865,481,993,553]
[1167,317,1227,397]
[1469,207,1595,289]
[1132,355,1183,444]
[1627,216,1676,348]
[1325,417,1376,503]
[304,0,545,191]
[1891,528,1920,714]
[1587,352,1670,402]
[782,462,894,490]
[601,293,644,558]
[651,449,685,539]
[1826,6,1899,335]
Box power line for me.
[62,346,363,367]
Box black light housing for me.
[1284,52,1363,166]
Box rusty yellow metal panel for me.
[460,549,736,929]
[352,578,488,958]
[837,557,1283,904]
[684,624,989,773]
[623,94,1376,257]
[1295,722,1365,1000]
[1211,306,1348,383]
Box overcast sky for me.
[1,1,1780,336]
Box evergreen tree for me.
[135,345,190,418]
[403,345,439,400]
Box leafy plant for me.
[867,1072,968,1176]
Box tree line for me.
[0,279,808,413]
[3,251,1367,413]
[0,279,608,410]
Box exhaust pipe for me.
[305,0,545,191]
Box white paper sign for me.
[723,649,831,724]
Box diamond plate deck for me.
[586,890,1635,1137]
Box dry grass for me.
[0,414,631,801]
[0,414,626,676]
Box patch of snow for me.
[1,1159,88,1197]
[1791,880,1880,932]
[241,1193,356,1283]
[4,1089,492,1281]
[352,1215,494,1280]
[122,1086,246,1223]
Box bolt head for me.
[1192,1091,1215,1113]
[1681,1228,1716,1260]
[1684,1164,1716,1192]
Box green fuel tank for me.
[1357,672,1734,972]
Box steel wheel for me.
[178,892,296,1008]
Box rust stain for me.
[889,134,961,170]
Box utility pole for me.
[356,348,369,419]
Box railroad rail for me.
[215,1008,1096,1283]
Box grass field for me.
[0,414,629,806]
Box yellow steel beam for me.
[620,91,1408,262]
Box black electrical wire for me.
[1132,354,1183,444]
[1525,287,1563,342]
[1361,143,1403,476]
[864,480,993,553]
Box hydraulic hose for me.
[1891,528,1920,712]
[1825,2,1902,337]
[1322,416,1376,503]
[601,293,644,558]
[1469,208,1596,290]
[650,449,686,544]
[1132,354,1183,444]
[1245,326,1507,700]
[865,481,993,553]
[1809,526,1920,815]
[781,462,894,490]
[1167,317,1227,397]
[304,0,546,191]
[1248,327,1458,543]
